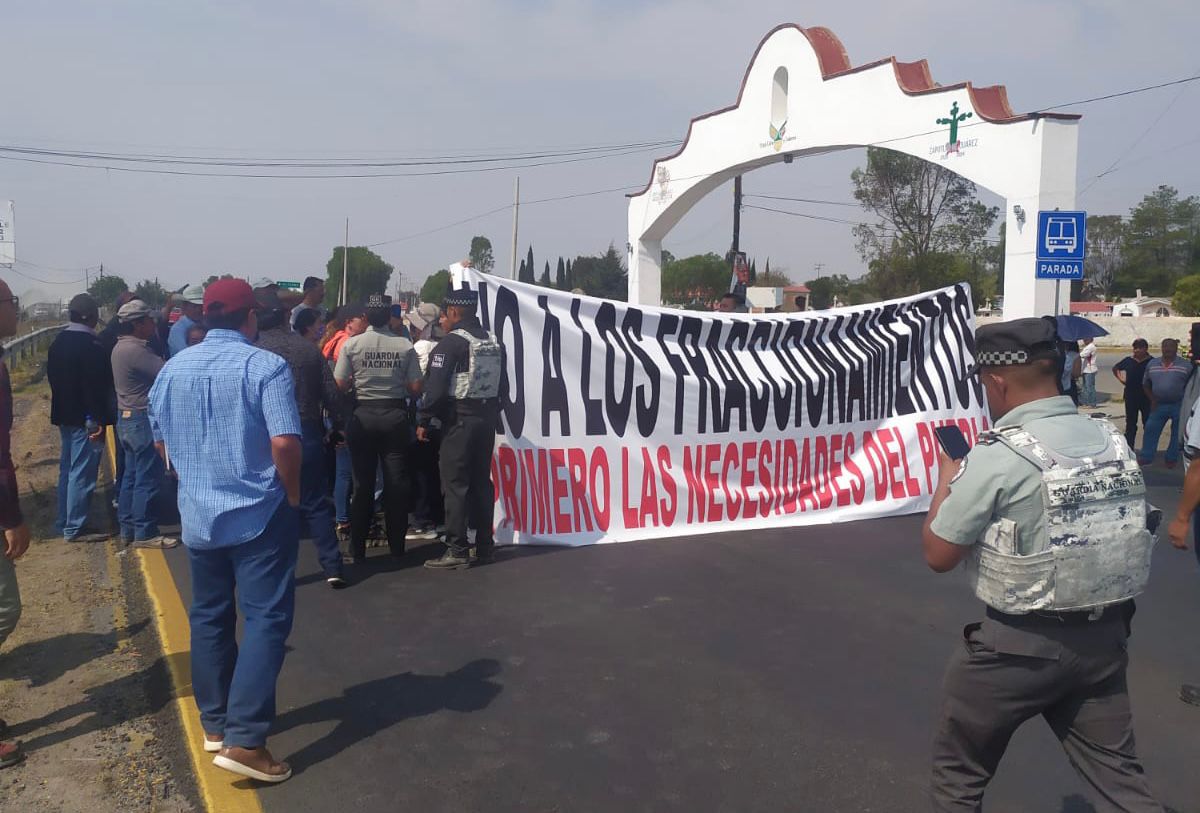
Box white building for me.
[1112,290,1174,318]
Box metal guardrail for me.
[2,323,66,368]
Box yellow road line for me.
[138,548,265,813]
[104,542,130,653]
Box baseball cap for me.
[407,302,440,332]
[251,276,277,290]
[444,287,478,308]
[116,299,155,323]
[181,284,206,305]
[339,302,367,320]
[204,278,261,316]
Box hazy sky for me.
[2,0,1197,303]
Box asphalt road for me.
[159,466,1199,812]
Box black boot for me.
[424,551,471,570]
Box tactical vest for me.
[451,329,502,400]
[965,419,1156,614]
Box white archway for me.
[627,24,1081,319]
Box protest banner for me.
[454,268,988,545]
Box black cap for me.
[444,287,478,308]
[365,293,391,311]
[974,317,1062,368]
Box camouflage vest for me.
[966,419,1156,614]
[451,329,501,400]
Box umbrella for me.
[1055,314,1109,342]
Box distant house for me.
[1111,290,1175,317]
[1069,301,1110,317]
[783,284,812,312]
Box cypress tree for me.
[555,257,566,289]
[539,260,551,287]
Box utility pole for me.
[341,218,349,306]
[509,176,520,280]
[813,262,825,277]
[731,175,742,257]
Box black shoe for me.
[473,548,495,565]
[424,552,471,570]
[326,573,349,589]
[1181,684,1200,706]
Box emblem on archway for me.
[935,101,975,157]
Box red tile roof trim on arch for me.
[629,23,1082,199]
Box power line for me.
[743,193,861,208]
[742,203,1005,244]
[0,143,674,179]
[0,139,681,168]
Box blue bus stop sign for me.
[1035,210,1086,280]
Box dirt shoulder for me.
[0,375,199,812]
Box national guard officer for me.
[921,317,1163,812]
[334,294,423,564]
[418,287,503,570]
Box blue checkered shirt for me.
[149,329,301,549]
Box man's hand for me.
[4,524,30,561]
[1169,516,1191,550]
[88,425,105,442]
[416,426,429,443]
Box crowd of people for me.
[0,268,504,779]
[0,274,1196,803]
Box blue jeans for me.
[116,411,164,541]
[334,444,352,523]
[187,501,299,748]
[56,426,103,539]
[1081,372,1098,407]
[301,423,343,577]
[1139,401,1182,464]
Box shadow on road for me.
[0,619,150,687]
[271,659,504,775]
[6,651,180,751]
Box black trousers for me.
[1124,393,1151,449]
[410,431,444,527]
[346,402,410,559]
[931,610,1160,812]
[439,412,496,558]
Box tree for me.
[326,246,394,305]
[851,147,998,294]
[420,270,451,305]
[1083,215,1125,298]
[133,279,168,308]
[539,260,551,287]
[468,236,495,275]
[518,245,536,284]
[565,259,574,289]
[555,257,566,289]
[87,275,128,307]
[570,244,627,300]
[748,259,757,285]
[662,253,729,306]
[1173,274,1200,317]
[756,265,792,287]
[1118,185,1200,296]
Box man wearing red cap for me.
[149,278,302,783]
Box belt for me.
[356,399,409,408]
[987,604,1127,625]
[119,408,148,418]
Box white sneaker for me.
[133,536,181,550]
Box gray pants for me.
[931,612,1161,812]
[0,553,20,648]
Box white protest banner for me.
[0,202,13,266]
[455,268,988,546]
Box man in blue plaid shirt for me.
[149,278,302,784]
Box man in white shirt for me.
[1079,339,1099,407]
